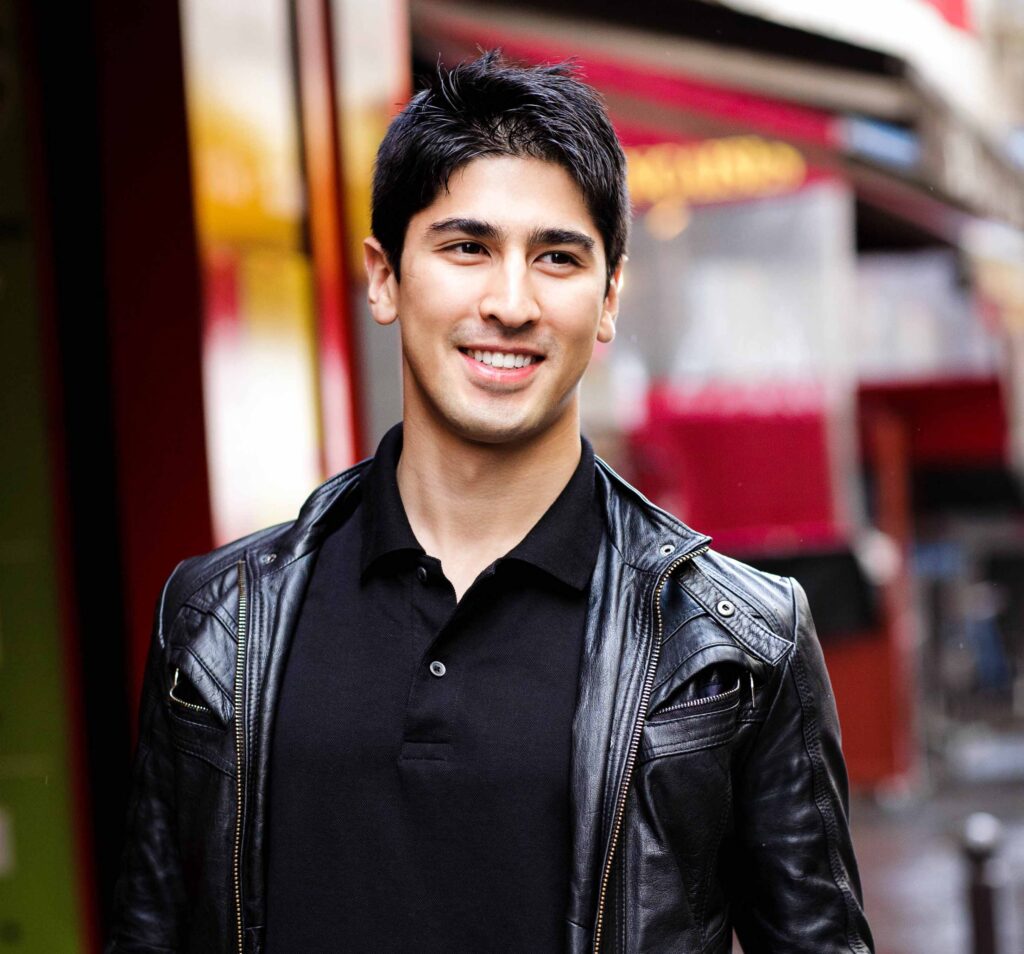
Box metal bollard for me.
[961,812,1005,954]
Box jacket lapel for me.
[237,465,367,940]
[567,463,711,950]
[566,537,656,950]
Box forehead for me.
[410,155,599,238]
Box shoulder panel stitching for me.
[653,640,740,693]
[184,645,232,704]
[681,563,791,663]
[699,561,785,631]
[693,562,791,646]
[181,598,238,646]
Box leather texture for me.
[108,457,873,953]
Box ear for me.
[364,237,399,326]
[597,259,624,344]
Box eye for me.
[446,241,487,256]
[538,250,580,267]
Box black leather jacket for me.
[109,457,873,953]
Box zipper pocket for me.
[168,667,212,714]
[654,676,743,716]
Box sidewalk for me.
[850,779,1024,954]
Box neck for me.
[396,410,582,597]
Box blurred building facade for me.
[4,0,1024,950]
[404,0,1024,799]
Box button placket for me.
[401,563,461,755]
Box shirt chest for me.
[275,508,588,780]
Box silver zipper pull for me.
[749,671,756,708]
[170,667,209,712]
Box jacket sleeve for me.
[106,566,186,953]
[729,579,874,953]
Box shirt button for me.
[429,660,446,678]
[416,566,428,583]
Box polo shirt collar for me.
[360,423,602,591]
[360,424,421,573]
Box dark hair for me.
[371,50,629,287]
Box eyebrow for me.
[528,227,595,255]
[426,217,596,256]
[427,217,506,242]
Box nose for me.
[479,259,541,328]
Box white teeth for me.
[467,349,536,368]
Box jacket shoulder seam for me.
[681,561,793,664]
[698,560,785,632]
[181,596,239,645]
[184,644,232,704]
[161,525,287,630]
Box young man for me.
[109,53,873,953]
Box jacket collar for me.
[593,458,711,576]
[250,451,711,581]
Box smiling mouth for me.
[459,348,543,370]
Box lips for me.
[459,347,543,368]
[458,347,543,381]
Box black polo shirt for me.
[265,424,603,953]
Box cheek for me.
[411,291,485,349]
[542,275,607,319]
[545,300,607,353]
[413,263,486,309]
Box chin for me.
[443,405,547,447]
[452,419,536,446]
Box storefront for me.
[411,0,1024,790]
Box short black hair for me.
[371,50,629,287]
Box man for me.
[109,52,873,953]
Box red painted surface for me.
[859,409,920,789]
[295,0,364,471]
[922,0,973,31]
[96,0,214,708]
[824,631,904,788]
[859,377,1007,467]
[203,247,241,336]
[630,383,840,551]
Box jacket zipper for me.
[233,559,249,954]
[591,543,709,954]
[655,678,741,715]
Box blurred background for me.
[2,0,1024,951]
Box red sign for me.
[922,0,972,31]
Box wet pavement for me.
[849,779,1024,954]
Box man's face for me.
[365,155,621,446]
